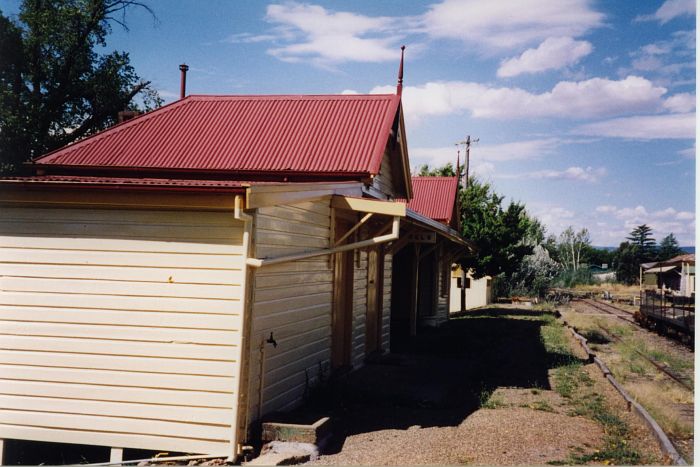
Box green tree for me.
[585,246,614,268]
[657,233,683,261]
[417,162,457,177]
[557,226,591,271]
[511,245,562,297]
[626,224,656,262]
[458,176,539,280]
[417,165,546,294]
[0,0,161,174]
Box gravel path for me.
[311,408,603,465]
[297,307,665,465]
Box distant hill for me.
[592,246,617,252]
[591,246,694,253]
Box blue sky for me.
[2,0,696,245]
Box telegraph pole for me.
[455,135,478,187]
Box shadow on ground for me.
[276,307,586,455]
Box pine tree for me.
[657,233,683,261]
[626,224,656,261]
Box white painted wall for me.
[247,200,333,419]
[449,267,492,312]
[0,206,245,455]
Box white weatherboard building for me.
[0,93,470,461]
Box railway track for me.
[571,298,694,391]
[595,322,693,391]
[576,298,637,324]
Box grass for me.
[540,312,647,465]
[533,302,558,313]
[646,347,694,375]
[479,390,506,409]
[553,365,643,465]
[530,400,555,412]
[572,283,640,295]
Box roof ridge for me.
[412,176,459,180]
[185,94,397,100]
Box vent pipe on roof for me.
[118,110,139,123]
[179,63,189,99]
[396,45,405,96]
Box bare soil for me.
[276,306,666,465]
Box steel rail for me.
[572,299,694,392]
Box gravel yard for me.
[288,306,665,465]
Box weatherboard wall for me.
[0,203,245,455]
[247,199,334,419]
[246,199,395,422]
[352,250,369,368]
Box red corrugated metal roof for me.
[35,94,401,176]
[399,177,459,223]
[0,175,249,192]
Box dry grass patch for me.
[573,283,640,295]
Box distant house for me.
[0,82,472,458]
[641,254,695,296]
[589,264,616,283]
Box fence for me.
[639,290,694,333]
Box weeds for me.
[479,390,506,409]
[543,316,647,465]
[555,369,644,464]
[530,400,555,412]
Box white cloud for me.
[262,3,401,64]
[678,145,695,158]
[652,207,678,218]
[636,0,696,24]
[497,37,593,77]
[498,166,606,183]
[410,138,561,167]
[676,211,695,220]
[573,113,695,139]
[616,205,649,220]
[595,205,617,214]
[340,89,359,95]
[474,138,562,161]
[422,0,603,51]
[372,76,667,122]
[622,30,696,83]
[587,204,695,245]
[472,162,496,177]
[530,205,577,237]
[224,33,279,44]
[157,90,179,99]
[662,93,695,113]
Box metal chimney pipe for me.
[179,63,189,99]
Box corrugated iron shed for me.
[34,95,401,177]
[398,177,459,224]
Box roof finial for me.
[397,45,406,96]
